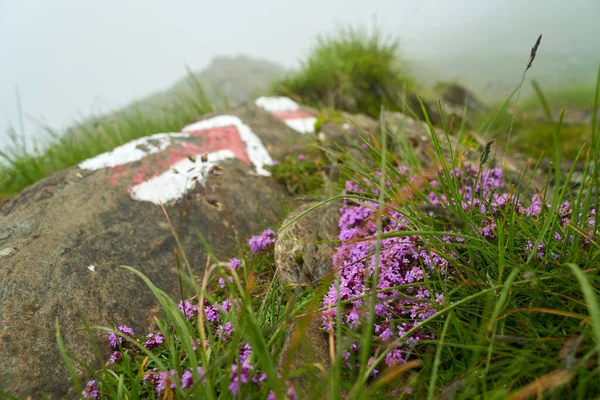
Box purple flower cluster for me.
[95,233,300,397]
[108,325,134,349]
[249,229,278,253]
[219,257,243,288]
[109,351,122,364]
[137,295,297,396]
[140,342,296,398]
[145,332,164,348]
[228,347,297,400]
[178,299,199,321]
[323,163,597,375]
[323,173,453,372]
[144,366,206,394]
[82,380,99,399]
[323,197,442,371]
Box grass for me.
[42,59,600,399]
[2,26,600,399]
[521,81,599,113]
[0,72,218,198]
[476,77,599,161]
[272,26,415,118]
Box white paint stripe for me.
[78,133,186,170]
[284,118,317,134]
[130,149,236,205]
[181,115,274,176]
[78,114,276,205]
[255,96,316,134]
[255,96,299,112]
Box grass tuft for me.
[272,26,415,118]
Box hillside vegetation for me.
[17,27,598,400]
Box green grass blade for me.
[427,312,452,400]
[531,79,554,122]
[55,318,84,397]
[565,263,600,367]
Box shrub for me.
[273,27,414,118]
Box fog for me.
[1,0,598,149]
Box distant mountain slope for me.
[134,55,287,111]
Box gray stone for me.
[0,247,15,259]
[274,201,340,286]
[0,100,316,398]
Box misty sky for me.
[1,0,598,149]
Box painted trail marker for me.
[78,115,274,205]
[255,96,317,134]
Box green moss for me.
[314,108,344,132]
[271,148,327,196]
[512,121,590,160]
[294,251,304,265]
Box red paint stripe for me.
[271,109,314,120]
[185,125,251,165]
[108,125,252,187]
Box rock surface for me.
[274,200,339,399]
[0,98,317,398]
[277,316,332,399]
[434,81,487,113]
[274,201,340,286]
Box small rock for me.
[278,316,331,399]
[274,201,339,285]
[0,247,15,259]
[433,81,487,112]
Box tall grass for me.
[476,74,599,161]
[0,73,217,198]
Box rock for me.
[274,201,340,286]
[434,81,487,113]
[0,98,318,398]
[255,96,318,135]
[317,111,379,144]
[0,94,557,398]
[274,198,339,398]
[0,247,14,259]
[402,93,444,127]
[277,315,332,399]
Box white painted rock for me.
[78,115,275,205]
[255,96,318,134]
[0,99,319,398]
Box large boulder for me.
[0,98,319,398]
